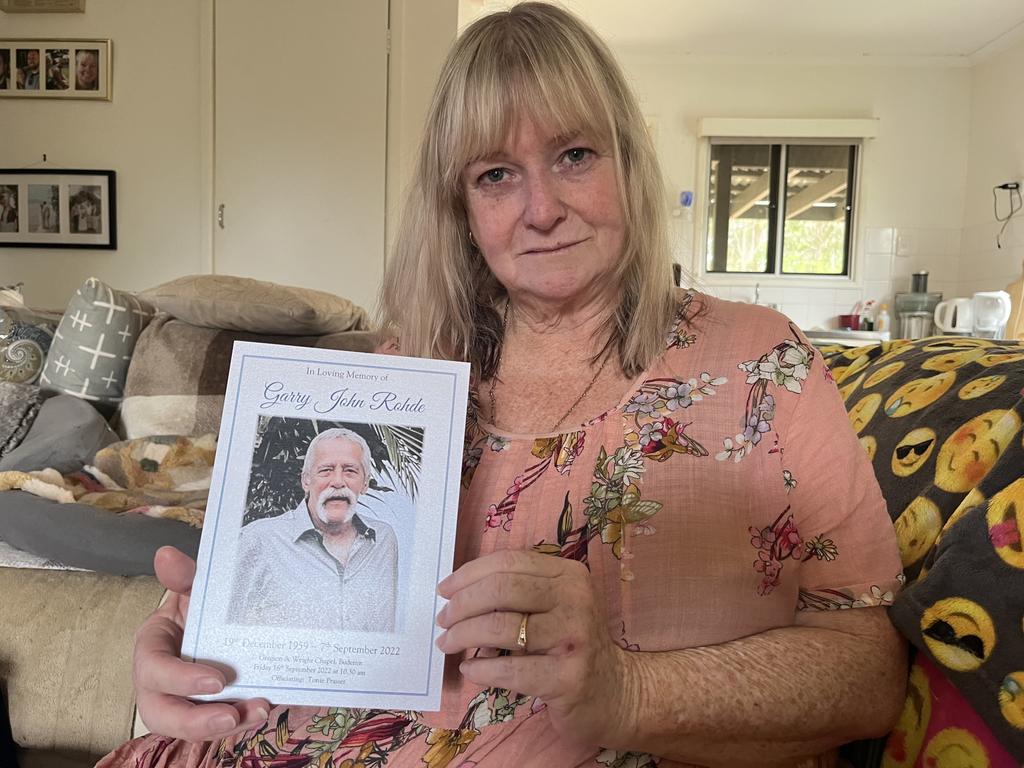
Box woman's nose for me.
[523,174,566,231]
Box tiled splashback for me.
[703,224,992,331]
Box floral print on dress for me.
[717,327,814,463]
[484,431,586,530]
[749,507,838,596]
[798,574,905,611]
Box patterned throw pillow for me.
[0,306,62,385]
[40,277,155,408]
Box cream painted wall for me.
[614,48,973,328]
[959,32,1024,298]
[386,0,460,257]
[0,0,206,309]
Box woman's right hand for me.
[134,546,272,741]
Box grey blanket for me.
[0,382,42,458]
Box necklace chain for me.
[487,300,610,433]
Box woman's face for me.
[76,53,97,86]
[462,117,625,308]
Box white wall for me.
[0,0,206,309]
[614,48,972,329]
[959,32,1024,298]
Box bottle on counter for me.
[876,303,890,333]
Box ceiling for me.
[461,0,1024,59]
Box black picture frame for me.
[0,168,116,249]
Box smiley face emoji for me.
[999,671,1024,729]
[849,393,882,433]
[863,361,905,389]
[986,478,1024,570]
[860,435,877,461]
[884,372,956,418]
[937,488,985,546]
[838,372,866,402]
[923,338,995,352]
[958,374,1006,400]
[882,663,932,768]
[978,351,1024,368]
[921,597,997,673]
[935,409,1022,493]
[895,496,942,567]
[891,428,936,478]
[921,349,986,372]
[874,339,914,365]
[921,727,989,768]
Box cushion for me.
[39,277,155,409]
[139,274,370,335]
[120,314,378,438]
[0,490,200,575]
[0,394,118,474]
[0,305,61,385]
[825,336,1024,761]
[0,382,43,459]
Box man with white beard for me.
[228,428,398,631]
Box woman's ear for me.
[375,336,402,356]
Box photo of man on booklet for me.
[227,416,423,633]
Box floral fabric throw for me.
[98,293,902,768]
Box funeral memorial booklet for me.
[182,341,470,710]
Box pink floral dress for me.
[98,292,903,768]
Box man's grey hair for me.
[301,427,374,481]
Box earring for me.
[468,231,478,249]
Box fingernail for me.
[435,631,447,650]
[209,713,236,732]
[436,607,447,625]
[196,677,223,694]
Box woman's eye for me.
[564,147,591,164]
[481,168,507,184]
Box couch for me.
[1,286,1022,766]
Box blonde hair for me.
[379,1,677,378]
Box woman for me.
[102,5,905,766]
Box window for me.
[705,141,857,277]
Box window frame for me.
[691,118,877,289]
[702,137,861,280]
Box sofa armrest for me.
[0,567,164,760]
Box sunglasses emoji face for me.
[892,428,937,478]
[921,597,997,673]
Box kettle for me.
[933,298,973,334]
[972,291,1012,338]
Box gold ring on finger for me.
[516,613,529,650]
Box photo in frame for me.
[0,169,116,248]
[0,38,110,99]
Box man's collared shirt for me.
[228,501,398,632]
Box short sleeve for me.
[780,342,904,611]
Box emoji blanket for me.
[823,337,1024,764]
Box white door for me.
[214,0,388,315]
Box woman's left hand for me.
[436,550,638,747]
